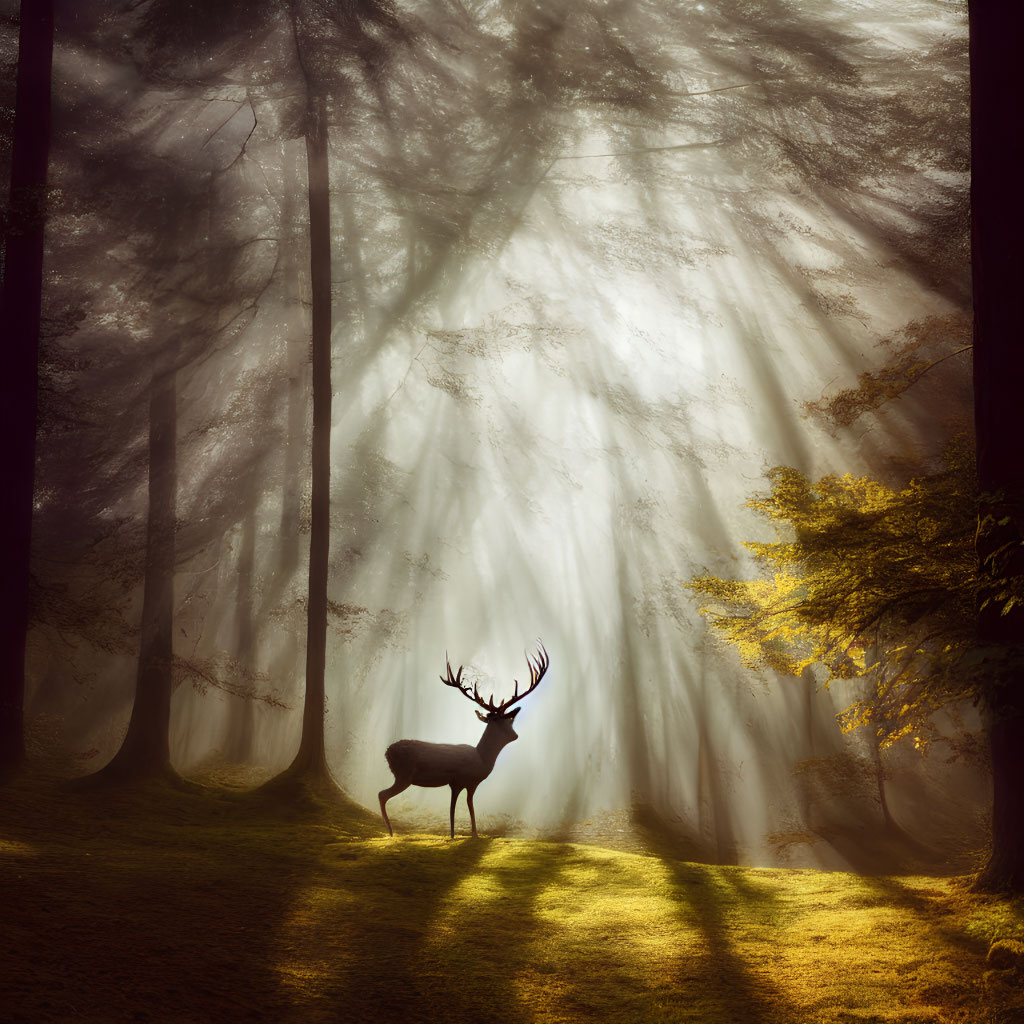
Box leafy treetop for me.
[689,439,983,750]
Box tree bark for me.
[969,1,1024,890]
[0,0,54,773]
[287,86,333,778]
[100,374,177,780]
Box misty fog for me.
[20,0,978,868]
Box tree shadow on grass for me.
[648,835,1006,1024]
[278,836,570,1024]
[0,773,341,1023]
[490,839,804,1023]
[13,769,1007,1024]
[657,860,801,1023]
[851,872,998,1019]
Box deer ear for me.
[508,707,521,721]
[476,710,488,722]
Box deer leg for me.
[466,785,479,838]
[449,784,463,839]
[379,780,410,836]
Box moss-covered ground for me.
[2,770,1022,1024]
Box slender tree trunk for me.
[222,507,257,762]
[0,0,54,773]
[798,666,817,823]
[287,86,333,778]
[871,738,893,830]
[969,1,1024,891]
[100,373,177,780]
[279,143,306,584]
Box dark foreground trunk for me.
[99,375,178,780]
[0,0,54,773]
[969,1,1024,891]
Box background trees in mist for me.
[688,0,1024,888]
[3,0,993,876]
[16,0,294,776]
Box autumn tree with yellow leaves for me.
[689,440,983,753]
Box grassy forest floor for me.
[2,768,1023,1024]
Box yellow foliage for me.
[689,439,985,748]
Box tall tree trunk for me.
[279,143,306,584]
[287,86,333,779]
[100,373,177,780]
[0,0,54,773]
[222,507,257,762]
[969,1,1024,891]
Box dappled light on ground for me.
[5,778,1019,1023]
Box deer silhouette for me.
[379,644,549,838]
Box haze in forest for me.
[9,0,981,869]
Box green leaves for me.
[689,438,980,748]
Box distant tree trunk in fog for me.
[797,667,817,822]
[969,1,1024,891]
[870,738,893,830]
[100,375,177,780]
[693,674,736,865]
[222,509,257,762]
[283,8,334,781]
[0,0,53,773]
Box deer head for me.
[440,642,550,736]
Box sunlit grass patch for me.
[716,871,986,1023]
[963,891,1024,944]
[2,773,1022,1024]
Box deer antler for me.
[495,643,549,714]
[440,643,549,717]
[441,654,502,714]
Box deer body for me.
[379,646,547,838]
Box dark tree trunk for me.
[0,0,54,773]
[279,143,306,584]
[969,1,1024,891]
[100,374,178,780]
[287,87,333,779]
